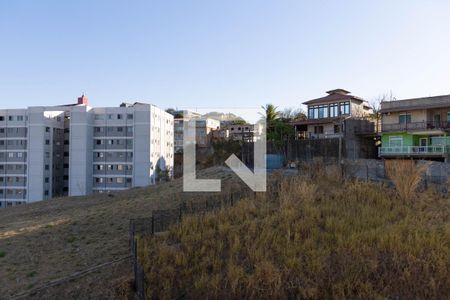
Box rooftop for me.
[380,94,450,113]
[303,89,364,105]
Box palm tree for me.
[261,104,279,123]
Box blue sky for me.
[1,0,450,115]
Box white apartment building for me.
[173,112,220,153]
[0,96,173,208]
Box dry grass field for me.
[139,163,450,299]
[1,161,450,299]
[0,167,240,299]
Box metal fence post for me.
[366,164,369,182]
[151,215,154,235]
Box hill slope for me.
[0,167,238,299]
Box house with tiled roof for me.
[293,89,373,139]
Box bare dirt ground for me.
[0,167,237,299]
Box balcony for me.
[379,145,450,157]
[382,121,450,132]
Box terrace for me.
[379,145,450,157]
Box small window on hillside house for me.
[314,126,324,134]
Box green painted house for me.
[379,94,450,161]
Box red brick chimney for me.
[77,94,88,106]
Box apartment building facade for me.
[379,94,450,160]
[173,113,220,153]
[0,96,173,208]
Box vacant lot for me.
[0,167,240,299]
[139,169,450,299]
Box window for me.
[127,114,133,120]
[117,114,122,119]
[45,127,50,132]
[108,114,113,119]
[45,139,50,145]
[44,191,49,196]
[0,128,4,133]
[0,116,4,121]
[45,177,49,183]
[334,125,340,133]
[45,165,49,170]
[127,127,133,133]
[447,113,450,122]
[96,140,102,145]
[117,127,123,132]
[8,153,13,158]
[96,152,104,158]
[389,136,403,147]
[314,126,324,134]
[95,127,102,133]
[117,177,124,183]
[117,165,123,171]
[126,178,132,183]
[0,141,3,146]
[318,105,328,118]
[17,116,24,121]
[340,102,350,115]
[18,152,23,158]
[8,116,13,121]
[399,114,411,124]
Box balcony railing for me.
[309,132,343,139]
[382,121,450,132]
[379,145,450,156]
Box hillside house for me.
[379,94,450,161]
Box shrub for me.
[385,159,428,203]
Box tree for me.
[279,107,307,121]
[370,92,396,133]
[165,108,183,118]
[261,104,279,124]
